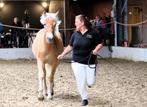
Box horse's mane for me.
[40,11,61,33]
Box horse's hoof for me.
[38,95,44,101]
[47,95,53,100]
[43,96,53,102]
[38,96,44,101]
[51,91,54,96]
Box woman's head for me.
[75,14,92,31]
[13,17,19,24]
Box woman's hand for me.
[92,50,98,55]
[57,54,64,60]
[92,43,103,55]
[57,45,73,60]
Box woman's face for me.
[14,17,18,23]
[75,17,84,31]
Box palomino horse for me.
[32,12,64,100]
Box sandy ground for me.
[0,59,147,107]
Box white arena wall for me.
[99,47,147,62]
[0,48,35,60]
[0,47,147,62]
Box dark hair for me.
[76,14,92,30]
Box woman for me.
[57,14,103,106]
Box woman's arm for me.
[57,45,73,59]
[92,43,103,55]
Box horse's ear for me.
[43,11,46,14]
[55,11,59,16]
[41,11,45,15]
[41,11,47,18]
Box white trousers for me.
[71,62,96,100]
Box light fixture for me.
[42,2,48,8]
[0,2,4,8]
[129,11,132,15]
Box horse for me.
[32,11,64,101]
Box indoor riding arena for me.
[0,58,147,107]
[1,0,147,107]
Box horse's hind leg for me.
[45,63,58,100]
[37,60,47,101]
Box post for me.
[123,0,128,44]
[112,0,117,46]
[63,0,66,36]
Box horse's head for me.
[40,11,61,43]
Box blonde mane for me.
[40,11,61,33]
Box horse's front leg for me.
[45,63,57,100]
[37,60,47,101]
